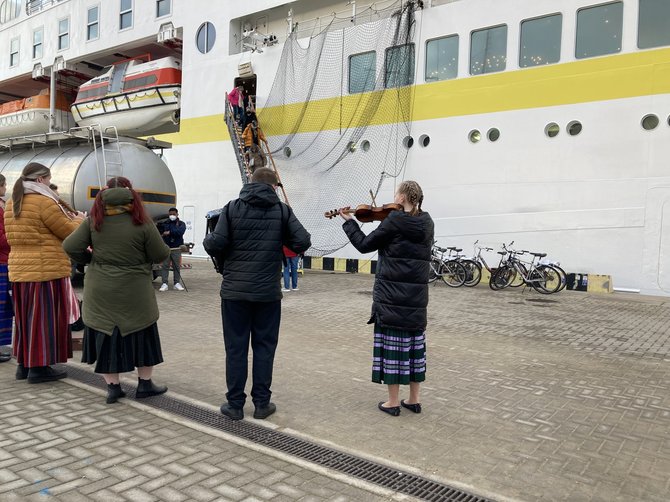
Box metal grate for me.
[63,365,494,502]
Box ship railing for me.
[26,0,67,16]
[224,93,252,184]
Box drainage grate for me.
[63,365,494,502]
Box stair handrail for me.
[224,93,251,183]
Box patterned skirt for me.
[372,323,426,385]
[12,278,73,367]
[0,264,13,346]
[82,323,164,374]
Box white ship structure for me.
[1,0,669,295]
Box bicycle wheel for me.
[551,264,568,292]
[442,260,466,287]
[529,265,562,294]
[428,258,444,283]
[490,266,515,290]
[461,260,482,287]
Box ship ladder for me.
[224,93,252,183]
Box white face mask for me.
[169,215,177,221]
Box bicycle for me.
[444,246,482,287]
[429,244,467,287]
[490,245,562,294]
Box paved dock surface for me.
[1,260,669,501]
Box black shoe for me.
[253,402,276,419]
[27,366,67,384]
[401,400,422,414]
[135,378,167,398]
[106,383,127,404]
[220,403,244,421]
[15,364,28,380]
[378,402,400,416]
[0,353,11,363]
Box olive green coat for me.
[62,189,170,336]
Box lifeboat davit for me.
[0,90,76,139]
[71,55,181,136]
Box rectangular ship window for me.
[156,0,171,18]
[87,6,99,41]
[520,13,562,67]
[576,1,623,59]
[349,51,376,94]
[425,34,458,82]
[120,0,133,30]
[470,25,507,75]
[33,28,43,59]
[384,43,415,88]
[58,17,69,51]
[638,0,670,49]
[9,37,19,67]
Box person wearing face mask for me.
[157,207,186,291]
[0,174,12,362]
[4,162,85,383]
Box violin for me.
[324,203,403,223]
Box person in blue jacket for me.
[158,207,186,291]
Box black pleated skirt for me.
[81,323,164,374]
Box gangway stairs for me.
[223,95,289,205]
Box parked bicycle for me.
[429,244,467,287]
[490,244,563,294]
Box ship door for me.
[234,75,257,110]
[641,187,670,294]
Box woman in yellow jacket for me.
[5,162,84,383]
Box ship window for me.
[385,43,415,88]
[576,2,623,59]
[196,21,216,54]
[425,34,458,82]
[403,136,414,149]
[0,0,21,24]
[156,0,171,18]
[641,114,659,130]
[567,121,582,136]
[361,140,371,152]
[120,0,133,30]
[487,128,500,142]
[469,130,481,143]
[9,36,18,67]
[87,5,99,41]
[470,25,507,75]
[419,135,430,147]
[349,51,376,94]
[58,17,69,51]
[32,27,42,59]
[123,74,157,91]
[519,14,561,67]
[638,0,670,49]
[545,123,560,137]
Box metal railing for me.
[26,0,68,15]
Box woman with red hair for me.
[63,177,170,404]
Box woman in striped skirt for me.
[340,181,434,416]
[5,163,84,382]
[0,174,12,362]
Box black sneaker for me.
[220,403,244,421]
[253,402,276,419]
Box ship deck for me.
[1,260,668,501]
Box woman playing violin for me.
[338,181,434,417]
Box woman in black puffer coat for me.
[340,181,434,417]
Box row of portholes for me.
[283,139,374,158]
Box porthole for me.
[641,114,659,130]
[283,146,292,158]
[487,128,500,142]
[419,134,430,147]
[545,123,560,138]
[469,130,481,143]
[361,140,371,152]
[403,136,414,149]
[196,22,216,54]
[567,121,582,136]
[347,141,357,152]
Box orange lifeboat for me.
[0,90,76,139]
[71,55,181,136]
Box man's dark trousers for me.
[221,299,281,409]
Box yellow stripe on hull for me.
[158,47,670,146]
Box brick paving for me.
[1,259,670,501]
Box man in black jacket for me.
[203,168,311,421]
